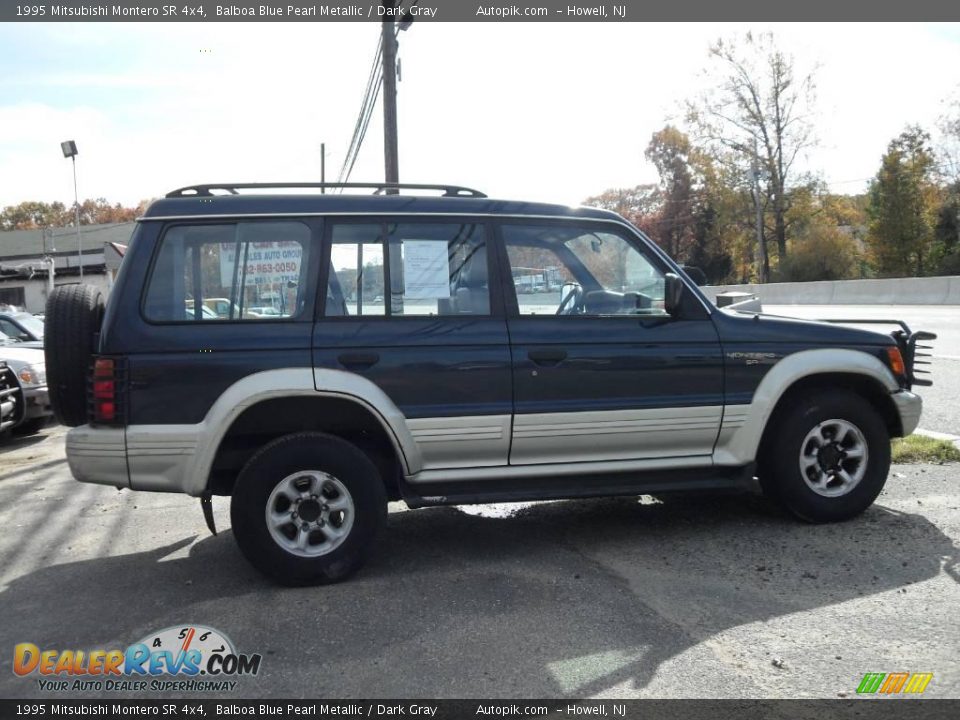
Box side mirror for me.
[664,273,684,315]
[681,264,707,286]
[559,281,578,300]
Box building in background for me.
[0,223,133,312]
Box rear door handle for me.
[528,349,567,367]
[338,352,380,370]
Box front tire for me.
[230,432,387,586]
[12,417,48,436]
[759,390,891,523]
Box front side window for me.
[503,224,667,317]
[143,221,311,322]
[325,222,489,317]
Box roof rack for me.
[165,182,487,199]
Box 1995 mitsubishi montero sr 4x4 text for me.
[45,182,935,585]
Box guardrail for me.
[702,275,960,305]
[714,291,763,312]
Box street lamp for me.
[60,140,83,281]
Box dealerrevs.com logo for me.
[13,625,262,693]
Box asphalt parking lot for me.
[0,424,958,700]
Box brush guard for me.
[817,319,936,388]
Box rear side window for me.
[325,221,489,317]
[143,221,311,322]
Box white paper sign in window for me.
[403,240,450,299]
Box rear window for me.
[143,221,312,322]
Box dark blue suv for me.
[45,183,933,585]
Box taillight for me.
[90,357,123,425]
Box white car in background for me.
[0,330,52,436]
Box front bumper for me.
[21,386,52,421]
[892,390,923,437]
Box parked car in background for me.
[0,360,19,433]
[0,330,52,436]
[0,335,43,350]
[184,302,219,320]
[0,310,45,345]
[202,297,245,319]
[247,306,282,317]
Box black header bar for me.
[3,1,960,22]
[3,699,959,720]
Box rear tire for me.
[230,432,387,586]
[44,284,105,427]
[759,390,890,523]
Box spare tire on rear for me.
[45,284,105,427]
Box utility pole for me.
[43,228,56,298]
[751,141,768,284]
[61,141,83,281]
[321,142,326,193]
[381,5,402,313]
[381,6,400,190]
[72,155,83,281]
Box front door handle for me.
[528,349,567,367]
[338,352,380,371]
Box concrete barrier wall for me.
[702,276,960,305]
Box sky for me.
[1,21,959,210]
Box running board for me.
[402,464,755,509]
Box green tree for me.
[779,223,860,282]
[934,97,960,273]
[0,198,149,231]
[867,127,939,277]
[582,185,659,229]
[0,201,69,230]
[687,204,734,283]
[776,182,864,281]
[932,184,960,274]
[686,32,817,280]
[645,126,697,260]
[77,198,148,225]
[643,126,735,283]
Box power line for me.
[337,36,384,187]
[337,36,381,185]
[337,2,416,190]
[824,160,960,189]
[342,65,382,186]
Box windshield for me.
[12,313,44,338]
